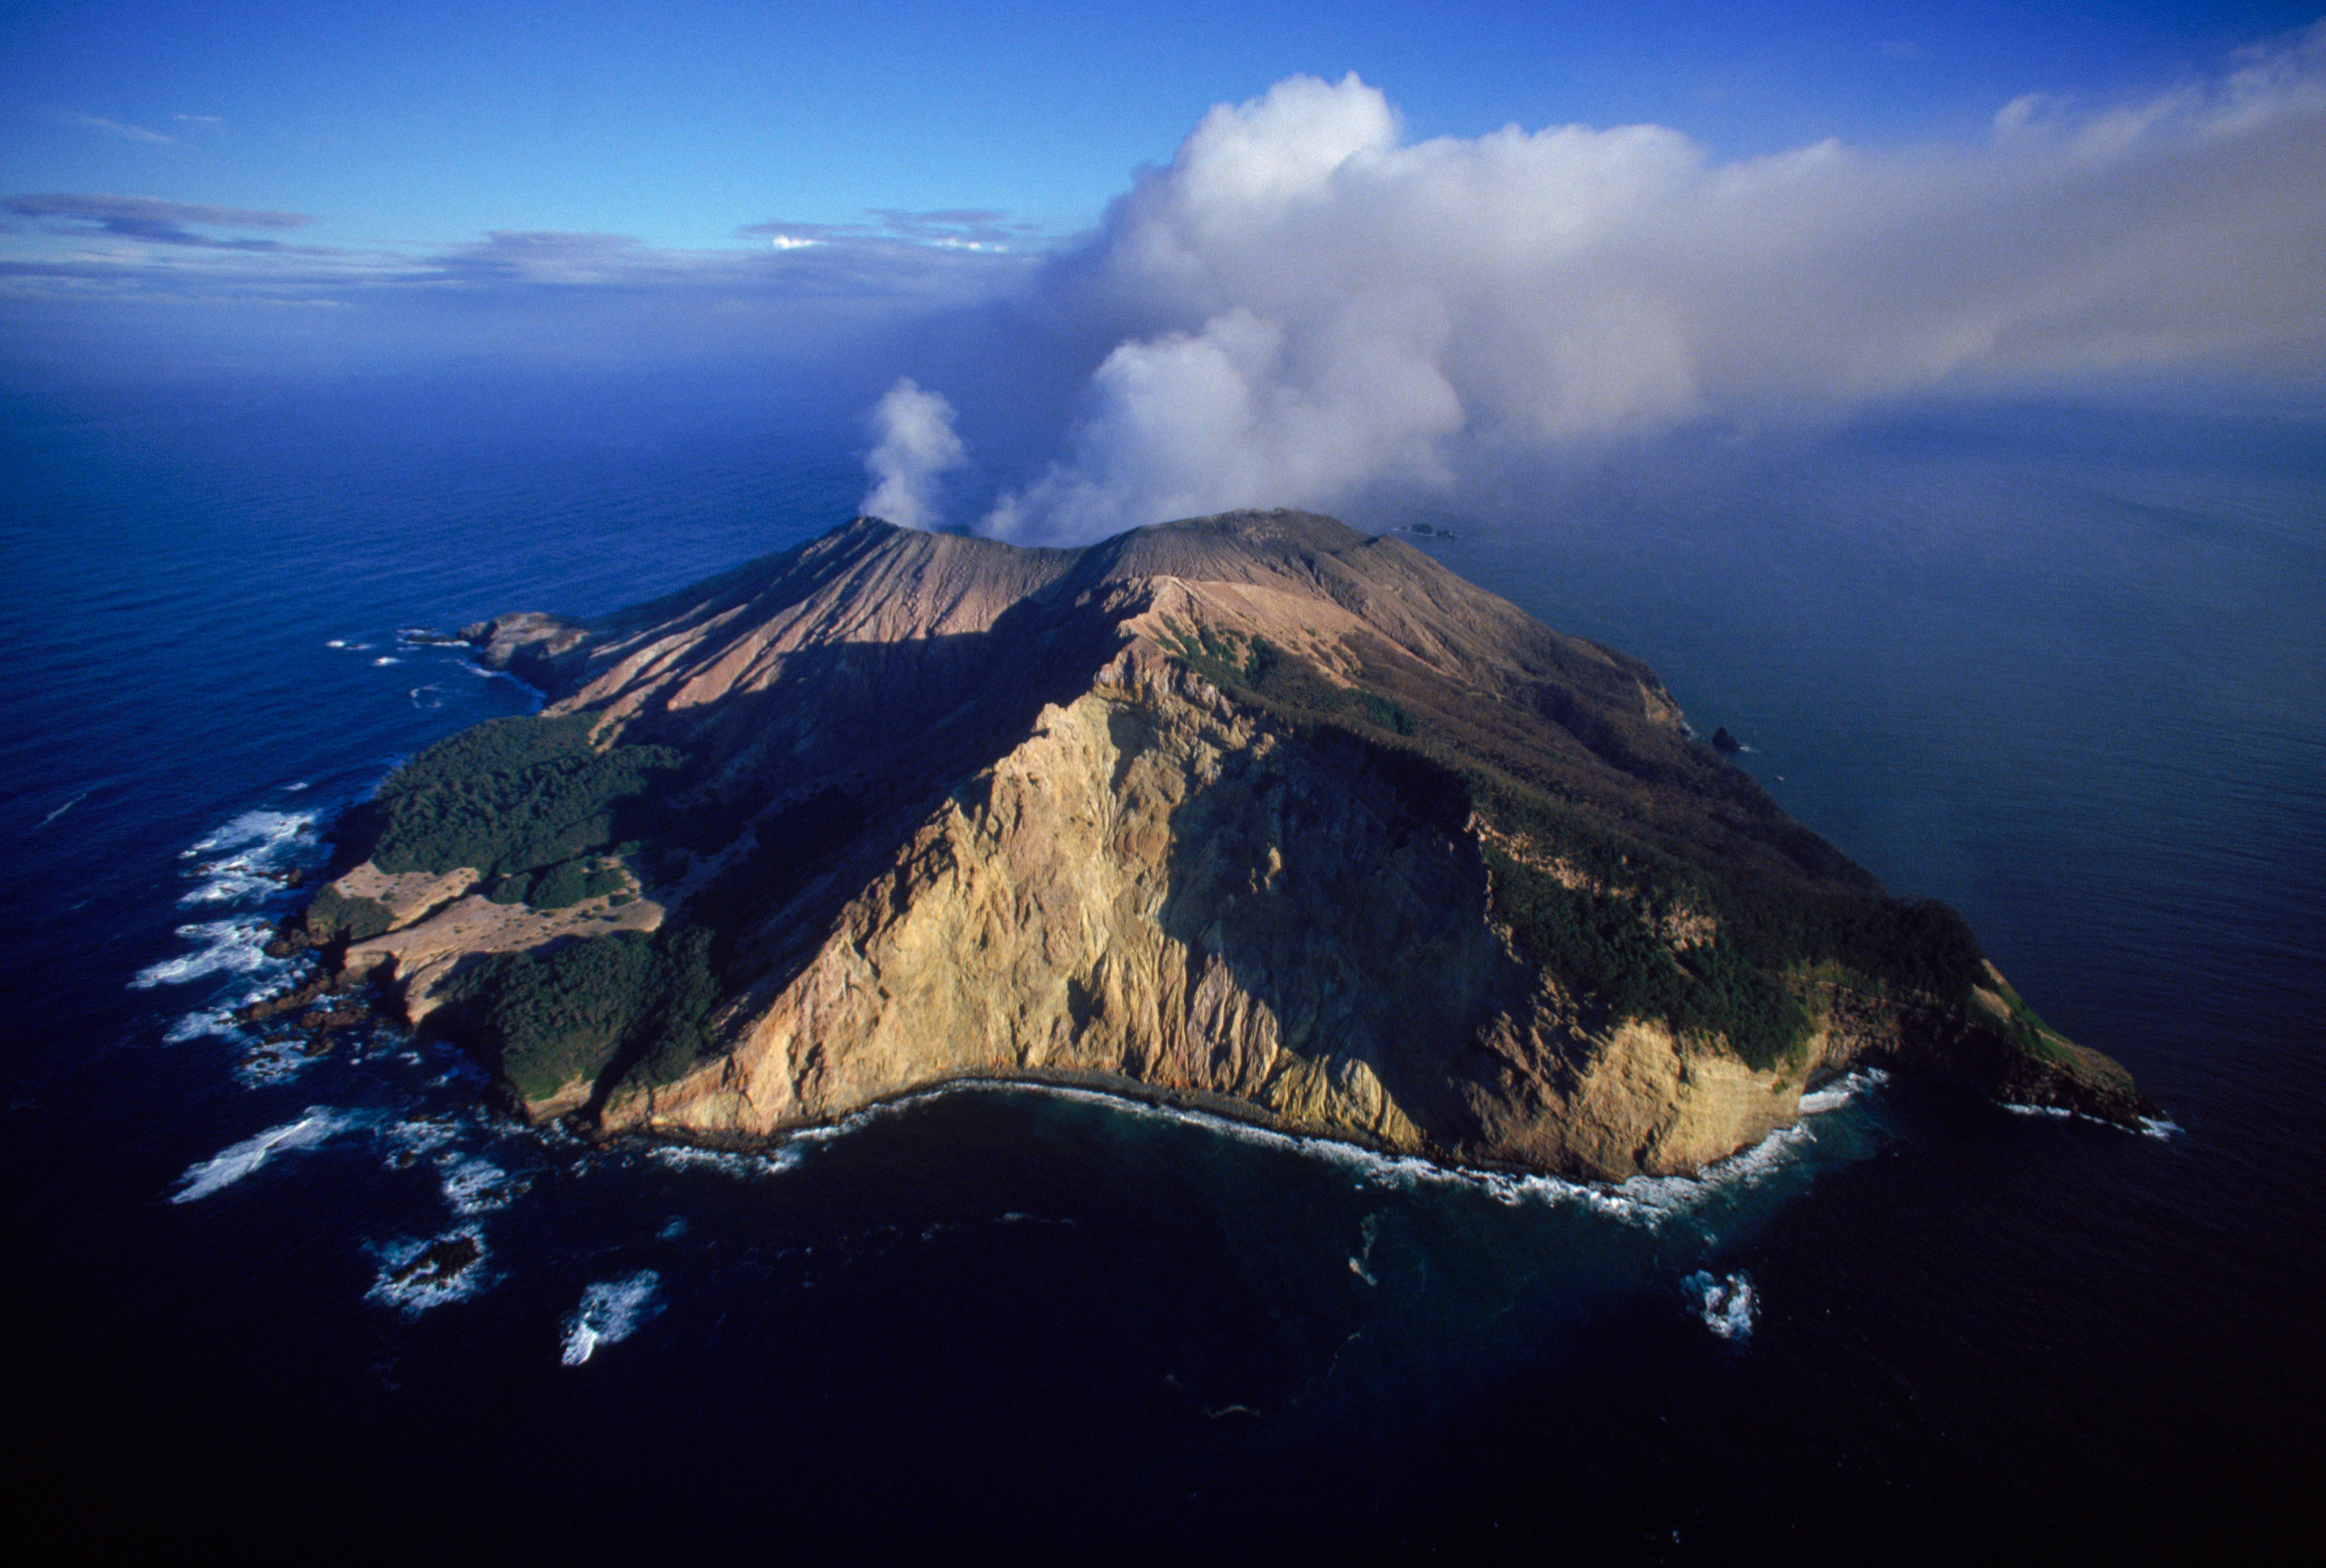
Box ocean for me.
[3,370,2319,1560]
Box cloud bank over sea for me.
[7,26,2321,537]
[966,28,2326,537]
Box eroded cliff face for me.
[601,650,1488,1152]
[584,643,1953,1178]
[301,511,2149,1178]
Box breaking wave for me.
[1684,1270,1757,1341]
[781,1077,1874,1231]
[37,786,94,828]
[132,916,279,989]
[178,809,318,906]
[385,1116,463,1166]
[561,1270,664,1365]
[172,1107,366,1203]
[136,918,316,1068]
[643,1143,807,1180]
[1799,1067,1888,1117]
[188,808,314,861]
[2002,1100,2182,1141]
[440,1155,530,1217]
[367,1227,491,1315]
[133,802,366,1070]
[229,1031,341,1087]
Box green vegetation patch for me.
[422,785,875,1107]
[1480,778,1983,1058]
[299,885,395,945]
[1486,845,1811,1071]
[356,713,683,882]
[485,856,630,911]
[338,710,888,1104]
[434,923,718,1107]
[1161,622,1416,739]
[1983,969,2077,1066]
[1156,626,1991,1069]
[1477,778,1984,1064]
[1716,876,1984,1005]
[523,858,628,910]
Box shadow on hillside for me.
[1153,722,1531,1141]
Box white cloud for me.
[69,113,174,146]
[861,378,968,529]
[980,30,2326,540]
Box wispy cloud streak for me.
[739,209,1043,253]
[5,193,321,250]
[68,114,174,146]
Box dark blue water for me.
[3,373,2319,1560]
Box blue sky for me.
[5,3,2322,535]
[6,2,2315,249]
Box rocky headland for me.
[284,510,2149,1178]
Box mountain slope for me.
[292,511,2147,1177]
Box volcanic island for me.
[276,510,2148,1178]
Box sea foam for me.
[440,1155,530,1217]
[384,1116,463,1164]
[37,787,94,828]
[795,1078,1850,1231]
[561,1271,665,1365]
[1799,1066,1889,1117]
[137,806,350,1063]
[1683,1270,1757,1341]
[2004,1100,2186,1141]
[180,811,317,903]
[172,1107,364,1203]
[132,916,279,988]
[367,1227,491,1315]
[643,1143,806,1180]
[187,808,315,860]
